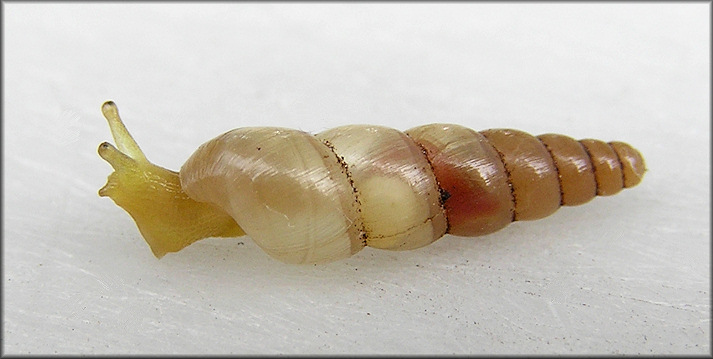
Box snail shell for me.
[98,102,646,264]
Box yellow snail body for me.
[98,101,646,264]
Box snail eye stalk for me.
[97,101,244,258]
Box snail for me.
[97,101,646,264]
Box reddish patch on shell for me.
[416,139,503,236]
[431,159,500,235]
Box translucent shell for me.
[316,125,447,250]
[179,124,645,263]
[180,128,364,264]
[180,125,451,263]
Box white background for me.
[3,3,710,355]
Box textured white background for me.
[3,3,710,355]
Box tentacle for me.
[98,101,244,258]
[101,101,148,163]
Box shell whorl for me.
[179,124,646,264]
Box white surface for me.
[3,3,710,355]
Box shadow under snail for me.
[97,101,646,264]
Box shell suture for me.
[180,123,645,264]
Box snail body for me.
[98,102,646,264]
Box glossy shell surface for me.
[180,124,646,264]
